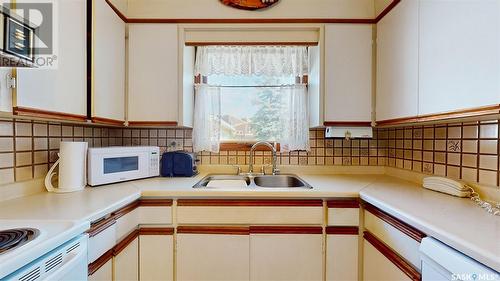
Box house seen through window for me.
[207,74,298,142]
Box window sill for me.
[220,142,281,151]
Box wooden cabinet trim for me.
[177,199,323,207]
[249,226,323,234]
[364,231,421,281]
[128,121,178,127]
[377,104,500,127]
[13,106,87,122]
[323,121,372,127]
[113,229,140,256]
[139,198,173,207]
[375,0,401,23]
[327,198,360,208]
[104,0,127,22]
[87,216,116,237]
[326,226,359,235]
[139,227,174,235]
[177,226,250,235]
[91,116,124,126]
[112,201,140,220]
[88,248,113,276]
[363,202,426,242]
[105,0,401,25]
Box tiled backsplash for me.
[384,120,500,187]
[1,117,499,188]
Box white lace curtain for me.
[192,85,221,153]
[194,45,309,77]
[193,46,310,153]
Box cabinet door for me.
[114,237,139,281]
[418,0,500,115]
[89,260,113,281]
[250,233,323,281]
[363,239,412,281]
[128,24,178,124]
[324,24,373,123]
[16,0,87,118]
[176,233,250,281]
[92,0,126,123]
[326,234,358,281]
[139,235,174,281]
[375,0,419,122]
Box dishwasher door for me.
[419,237,499,281]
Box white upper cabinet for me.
[16,0,87,118]
[375,0,419,122]
[418,0,500,115]
[92,0,126,123]
[324,24,373,123]
[128,24,179,125]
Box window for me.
[193,45,310,153]
[207,74,298,142]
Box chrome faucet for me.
[248,141,280,175]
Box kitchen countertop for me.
[360,177,500,272]
[0,170,498,271]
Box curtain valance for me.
[194,46,308,77]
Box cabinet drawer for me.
[115,208,139,241]
[177,200,323,225]
[177,206,323,225]
[139,206,172,225]
[327,199,360,226]
[88,218,116,264]
[363,203,426,270]
[328,208,359,226]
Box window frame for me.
[193,45,309,150]
[194,74,308,151]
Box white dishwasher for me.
[420,237,499,281]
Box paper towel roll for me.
[45,141,87,193]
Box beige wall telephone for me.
[423,177,500,216]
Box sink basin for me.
[193,174,312,189]
[193,175,251,188]
[254,175,311,188]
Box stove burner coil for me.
[0,228,40,254]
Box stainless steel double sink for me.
[193,174,313,189]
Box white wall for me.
[127,0,375,19]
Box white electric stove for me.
[0,220,90,281]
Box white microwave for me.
[88,146,160,186]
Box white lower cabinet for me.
[139,235,174,281]
[176,233,250,281]
[88,260,113,281]
[249,233,323,281]
[326,234,358,281]
[114,237,139,281]
[363,239,411,281]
